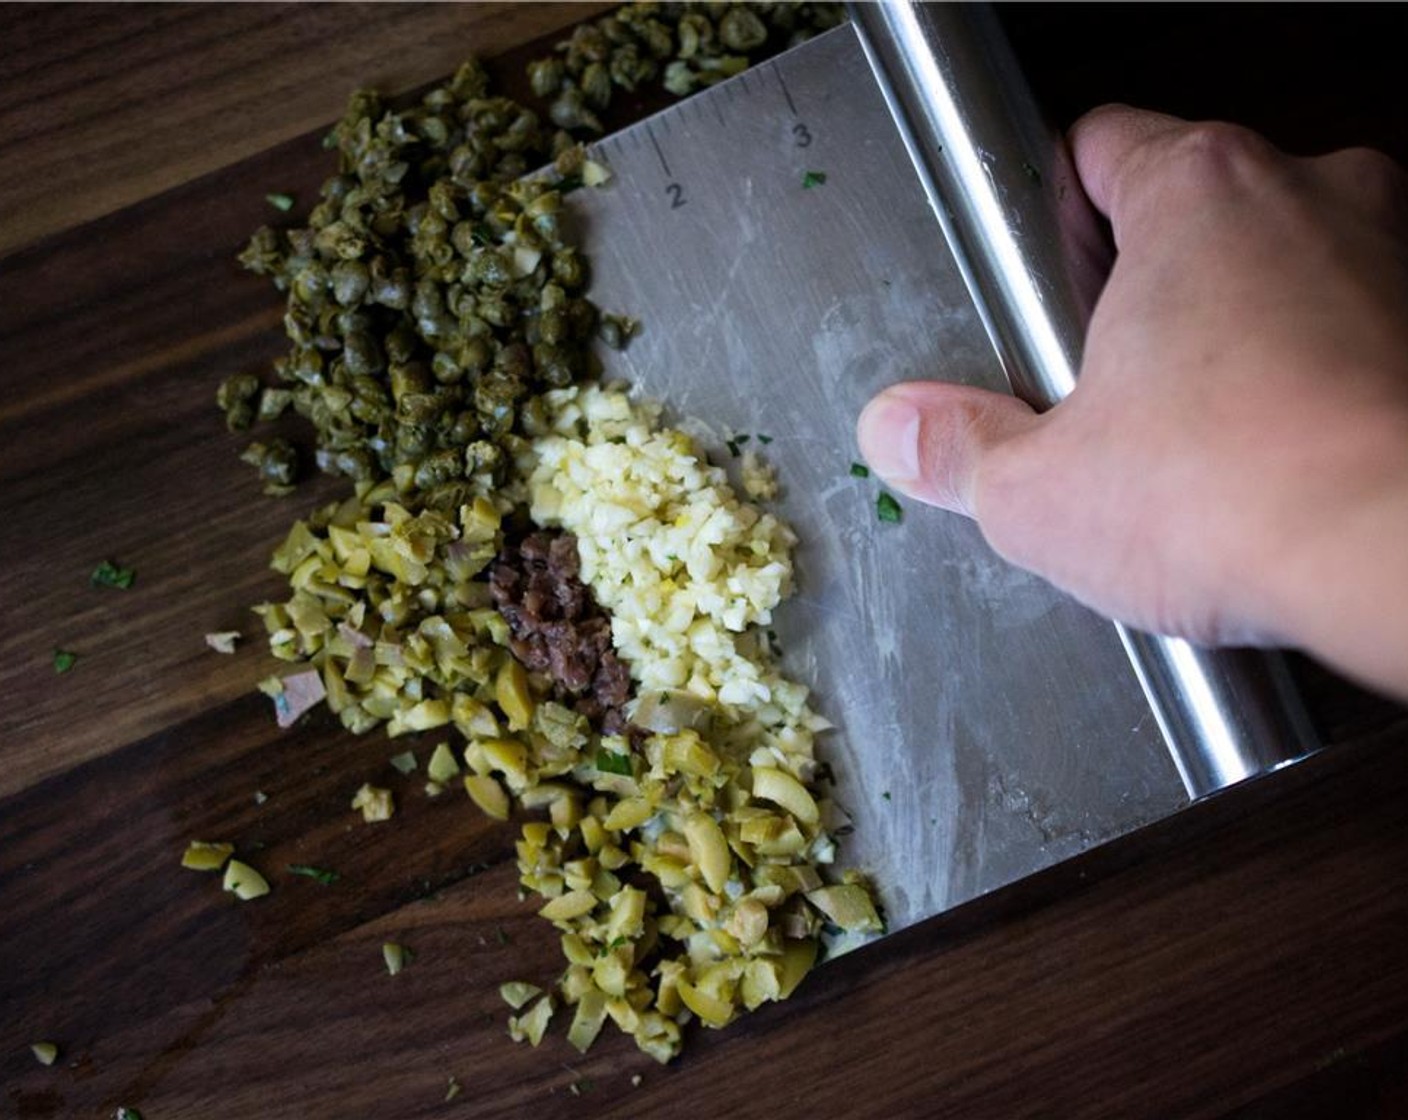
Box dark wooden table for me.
[4,6,1407,1118]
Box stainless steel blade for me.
[566,23,1249,937]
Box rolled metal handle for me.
[849,0,1321,799]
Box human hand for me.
[856,105,1408,699]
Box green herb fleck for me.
[265,192,295,212]
[91,559,136,589]
[556,174,584,194]
[876,492,903,524]
[725,439,741,458]
[389,750,417,774]
[758,434,773,444]
[495,925,510,946]
[287,864,341,886]
[735,433,751,446]
[802,170,827,189]
[849,462,870,479]
[882,791,892,802]
[446,1076,463,1102]
[116,1110,145,1120]
[595,750,633,776]
[53,649,78,674]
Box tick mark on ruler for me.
[646,125,672,178]
[773,62,798,116]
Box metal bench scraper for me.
[570,2,1320,938]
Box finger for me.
[1068,104,1187,220]
[1306,145,1408,229]
[856,382,1040,516]
[1073,107,1289,254]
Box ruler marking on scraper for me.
[772,58,799,117]
[644,123,673,179]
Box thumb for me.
[855,382,1039,516]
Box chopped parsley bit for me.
[735,433,751,445]
[725,438,741,458]
[495,925,510,946]
[849,462,870,479]
[758,433,773,444]
[116,1108,145,1120]
[287,864,341,885]
[882,791,892,802]
[876,492,903,524]
[556,173,585,194]
[595,750,633,776]
[446,1076,463,1102]
[91,559,136,589]
[265,192,295,212]
[802,170,827,188]
[53,649,78,674]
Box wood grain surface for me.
[3,5,1408,1119]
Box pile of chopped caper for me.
[219,2,842,500]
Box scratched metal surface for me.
[571,24,1186,937]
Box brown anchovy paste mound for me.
[489,530,635,735]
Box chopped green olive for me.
[222,859,271,901]
[383,941,409,975]
[182,841,235,871]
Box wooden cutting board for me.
[3,7,1408,1119]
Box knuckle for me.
[1322,145,1408,213]
[1109,121,1277,226]
[1164,121,1276,185]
